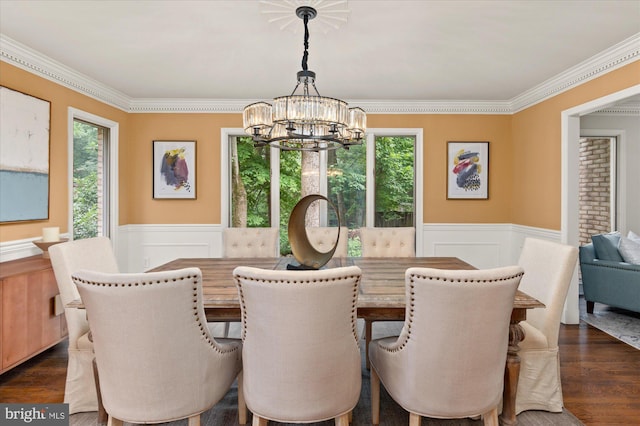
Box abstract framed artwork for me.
[153,140,197,199]
[447,141,489,199]
[0,86,51,222]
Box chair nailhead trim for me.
[71,273,240,356]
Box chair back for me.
[233,265,362,423]
[306,226,348,257]
[49,237,119,344]
[223,227,279,258]
[360,227,415,257]
[517,237,578,347]
[72,267,241,424]
[372,266,522,417]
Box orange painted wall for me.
[126,113,241,224]
[367,114,513,223]
[511,62,640,230]
[0,62,129,242]
[1,60,638,243]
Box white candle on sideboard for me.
[42,227,60,242]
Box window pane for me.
[73,120,108,239]
[327,143,366,256]
[374,136,415,227]
[279,150,302,255]
[231,137,271,227]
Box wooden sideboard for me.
[0,255,67,374]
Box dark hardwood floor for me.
[1,322,638,425]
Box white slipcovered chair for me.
[233,265,362,425]
[306,226,349,257]
[360,227,415,257]
[515,238,579,414]
[48,237,119,414]
[72,267,245,426]
[369,266,524,426]
[223,227,279,258]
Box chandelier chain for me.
[302,13,310,72]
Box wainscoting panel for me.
[119,224,223,272]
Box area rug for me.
[70,321,583,426]
[579,296,640,350]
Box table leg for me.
[93,358,108,426]
[365,320,372,370]
[499,319,525,426]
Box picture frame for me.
[153,140,197,199]
[0,86,51,222]
[447,141,489,199]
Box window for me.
[223,128,423,256]
[68,108,118,243]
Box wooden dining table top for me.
[148,257,544,315]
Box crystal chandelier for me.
[243,6,366,151]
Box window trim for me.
[67,107,119,248]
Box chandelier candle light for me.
[243,6,366,151]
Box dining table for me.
[70,256,543,426]
[149,256,544,426]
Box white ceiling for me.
[1,0,639,104]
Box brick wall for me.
[579,138,611,246]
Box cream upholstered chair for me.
[369,266,524,426]
[306,226,349,257]
[223,227,279,258]
[49,237,119,414]
[360,227,415,257]
[360,226,415,367]
[233,265,362,425]
[72,267,246,426]
[515,238,578,414]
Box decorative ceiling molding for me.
[1,32,638,115]
[0,34,131,111]
[510,33,640,113]
[591,103,640,116]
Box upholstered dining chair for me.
[360,227,415,257]
[49,237,119,414]
[306,226,349,257]
[515,238,578,414]
[223,227,279,258]
[233,265,362,426]
[359,226,416,367]
[72,267,245,426]
[369,266,524,426]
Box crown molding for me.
[0,34,131,111]
[510,33,640,113]
[590,103,640,116]
[1,32,638,115]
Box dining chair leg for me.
[409,412,421,426]
[348,410,353,422]
[107,416,123,426]
[238,371,247,425]
[335,413,349,425]
[187,414,200,426]
[252,414,268,426]
[482,407,499,426]
[370,367,380,425]
[365,320,372,369]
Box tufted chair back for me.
[223,227,279,258]
[233,265,362,424]
[306,226,349,257]
[515,238,578,414]
[360,227,415,257]
[48,236,119,414]
[72,267,245,425]
[369,266,523,425]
